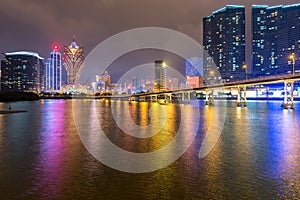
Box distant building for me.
[167,77,179,91]
[154,60,166,92]
[186,57,204,88]
[252,4,300,77]
[179,82,186,90]
[203,5,246,82]
[95,81,106,93]
[186,76,204,88]
[144,80,154,92]
[132,77,143,92]
[108,83,122,94]
[45,44,63,91]
[63,37,84,84]
[95,71,111,92]
[99,71,111,87]
[0,51,44,92]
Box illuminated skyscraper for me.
[203,5,246,82]
[96,71,111,91]
[45,44,63,91]
[63,37,84,84]
[0,51,44,92]
[154,60,166,92]
[252,4,300,77]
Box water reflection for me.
[26,100,68,199]
[0,100,299,199]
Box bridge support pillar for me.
[243,86,247,107]
[237,87,241,107]
[237,86,247,107]
[151,95,157,102]
[205,89,214,105]
[179,92,190,103]
[181,92,184,103]
[210,90,214,105]
[139,96,145,102]
[167,93,172,103]
[284,80,294,109]
[205,90,209,105]
[184,92,191,104]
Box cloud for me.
[0,0,299,59]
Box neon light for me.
[5,51,44,60]
[283,3,300,8]
[252,5,269,8]
[211,5,244,16]
[52,43,59,51]
[267,5,283,10]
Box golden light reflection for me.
[146,103,180,169]
[138,102,150,127]
[202,106,224,193]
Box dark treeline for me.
[0,92,39,102]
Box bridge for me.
[130,73,300,109]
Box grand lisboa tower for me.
[63,37,84,84]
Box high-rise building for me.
[95,71,111,92]
[132,77,142,91]
[63,37,84,84]
[186,76,204,88]
[45,44,63,91]
[252,4,300,77]
[203,5,246,82]
[186,57,204,87]
[0,51,44,92]
[166,77,179,91]
[154,60,166,92]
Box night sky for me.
[0,0,298,82]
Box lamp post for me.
[289,53,295,75]
[242,64,247,80]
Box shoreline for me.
[0,110,27,114]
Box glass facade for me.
[0,52,44,92]
[252,4,300,77]
[45,50,62,91]
[154,60,166,92]
[203,5,246,82]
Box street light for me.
[289,53,295,75]
[242,64,248,80]
[209,70,215,84]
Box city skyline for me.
[1,2,299,88]
[1,2,300,199]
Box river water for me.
[0,99,299,199]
